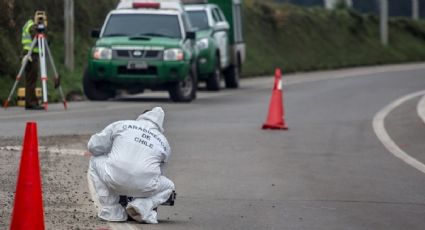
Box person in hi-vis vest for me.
[21,12,43,110]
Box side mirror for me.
[214,21,229,31]
[91,29,100,38]
[186,31,196,40]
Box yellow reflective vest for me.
[22,20,39,53]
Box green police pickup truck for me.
[84,0,197,102]
[184,0,245,91]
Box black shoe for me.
[25,105,44,110]
[119,195,129,207]
[162,191,176,206]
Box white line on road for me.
[417,95,425,124]
[0,146,85,156]
[373,90,425,174]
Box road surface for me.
[1,63,425,229]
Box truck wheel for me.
[169,64,196,102]
[206,56,221,91]
[224,61,240,89]
[83,69,115,101]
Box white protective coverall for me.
[88,107,175,223]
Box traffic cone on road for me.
[10,122,45,230]
[262,68,288,130]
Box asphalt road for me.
[1,63,425,229]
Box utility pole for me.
[412,0,419,20]
[64,0,74,70]
[324,0,335,9]
[324,0,352,9]
[379,0,388,46]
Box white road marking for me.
[86,166,101,212]
[417,95,425,124]
[373,90,425,174]
[0,146,85,156]
[0,103,155,120]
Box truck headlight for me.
[164,48,184,61]
[196,38,209,50]
[93,47,112,60]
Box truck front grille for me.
[114,49,162,60]
[116,50,130,57]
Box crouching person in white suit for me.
[88,107,175,224]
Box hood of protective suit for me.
[136,107,165,133]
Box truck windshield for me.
[187,11,209,31]
[103,14,182,38]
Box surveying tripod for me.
[3,32,68,111]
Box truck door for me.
[211,7,230,68]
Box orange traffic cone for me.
[10,122,45,230]
[262,68,288,130]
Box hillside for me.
[243,1,425,75]
[2,1,425,103]
[275,0,425,17]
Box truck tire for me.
[224,60,240,89]
[206,55,221,91]
[83,69,115,101]
[169,63,197,102]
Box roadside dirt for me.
[0,135,111,230]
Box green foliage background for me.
[243,2,425,75]
[0,0,117,104]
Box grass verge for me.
[243,2,425,76]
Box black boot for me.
[162,191,177,206]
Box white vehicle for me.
[184,0,245,90]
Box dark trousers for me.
[24,53,39,107]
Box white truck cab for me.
[184,0,245,90]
